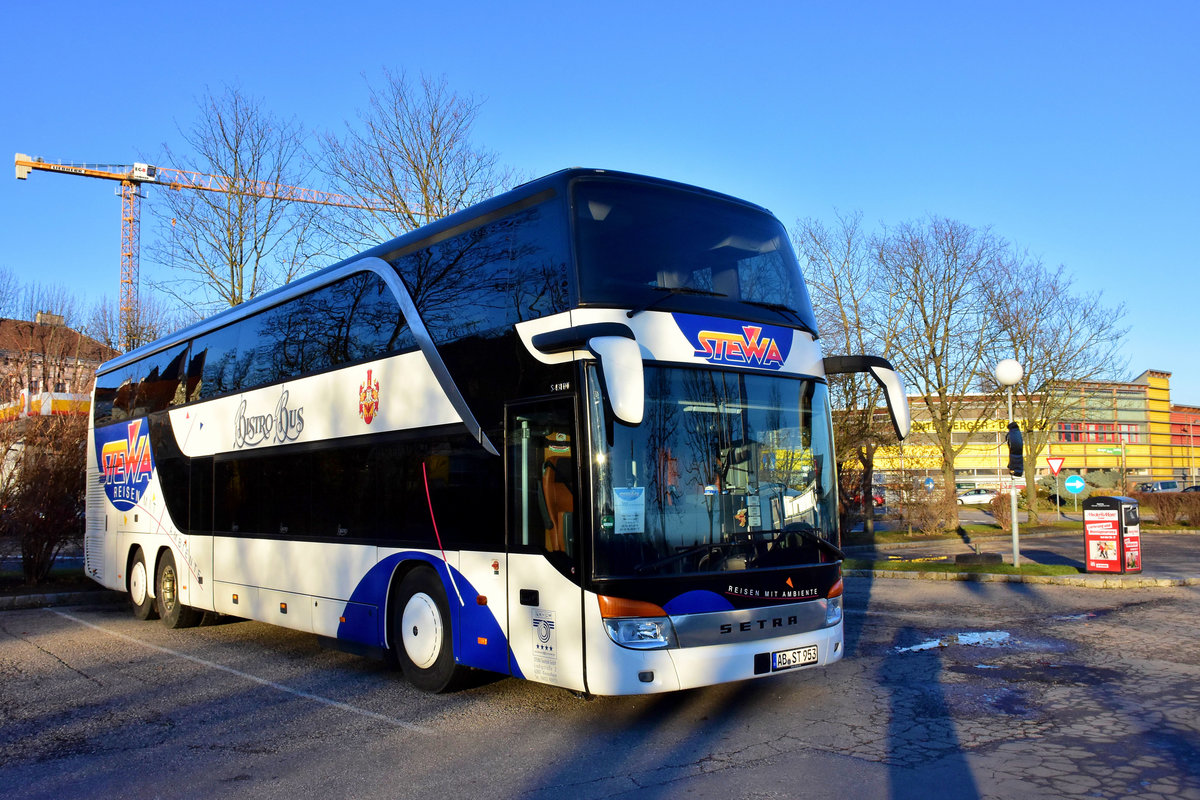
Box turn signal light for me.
[598,595,668,619]
[827,578,844,598]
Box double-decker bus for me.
[85,168,909,695]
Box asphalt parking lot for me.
[3,576,1199,799]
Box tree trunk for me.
[942,460,960,528]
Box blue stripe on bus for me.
[337,552,511,676]
[662,590,735,615]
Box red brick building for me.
[0,313,118,420]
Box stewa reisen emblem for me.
[359,369,380,425]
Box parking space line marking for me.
[49,610,429,733]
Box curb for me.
[843,569,1200,588]
[0,590,125,611]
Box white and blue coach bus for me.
[85,169,909,695]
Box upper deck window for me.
[572,180,817,333]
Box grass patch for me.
[843,519,1086,547]
[843,558,1081,576]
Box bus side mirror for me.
[588,335,644,425]
[527,322,645,426]
[823,355,911,441]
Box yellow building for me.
[875,370,1198,491]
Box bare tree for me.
[794,211,902,536]
[986,253,1128,523]
[0,413,89,584]
[874,217,1007,527]
[0,281,110,585]
[85,291,190,354]
[320,70,519,250]
[0,266,21,318]
[147,86,324,313]
[6,285,91,399]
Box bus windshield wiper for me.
[633,541,741,574]
[770,525,845,560]
[740,299,812,331]
[626,286,727,318]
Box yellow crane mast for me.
[14,152,387,351]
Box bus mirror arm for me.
[588,336,644,426]
[529,323,644,426]
[823,355,911,441]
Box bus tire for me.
[129,548,158,621]
[391,567,461,693]
[155,550,202,629]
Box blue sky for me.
[2,1,1196,402]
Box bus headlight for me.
[824,595,843,627]
[603,617,678,650]
[598,595,678,650]
[824,578,844,626]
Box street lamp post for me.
[995,359,1024,568]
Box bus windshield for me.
[572,179,817,332]
[588,365,838,578]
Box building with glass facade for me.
[874,369,1199,491]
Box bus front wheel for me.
[129,548,158,621]
[391,568,461,692]
[155,550,202,629]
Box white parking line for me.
[49,609,429,734]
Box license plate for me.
[772,645,818,671]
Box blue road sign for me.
[924,477,935,493]
[1065,475,1086,495]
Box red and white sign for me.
[1047,457,1065,476]
[1084,510,1121,572]
[1123,524,1142,572]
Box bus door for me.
[505,398,586,692]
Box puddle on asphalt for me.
[894,630,1012,653]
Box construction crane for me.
[14,152,393,351]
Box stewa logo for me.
[673,313,792,371]
[96,419,154,511]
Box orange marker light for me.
[598,595,668,619]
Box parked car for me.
[1137,480,1180,493]
[957,488,999,506]
[849,490,885,508]
[1182,485,1200,493]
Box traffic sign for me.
[924,477,935,493]
[1047,457,1064,476]
[1097,447,1121,455]
[1065,475,1086,494]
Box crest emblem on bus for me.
[96,418,154,511]
[359,369,380,425]
[672,313,792,371]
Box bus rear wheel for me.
[129,548,158,621]
[155,550,202,629]
[391,567,462,693]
